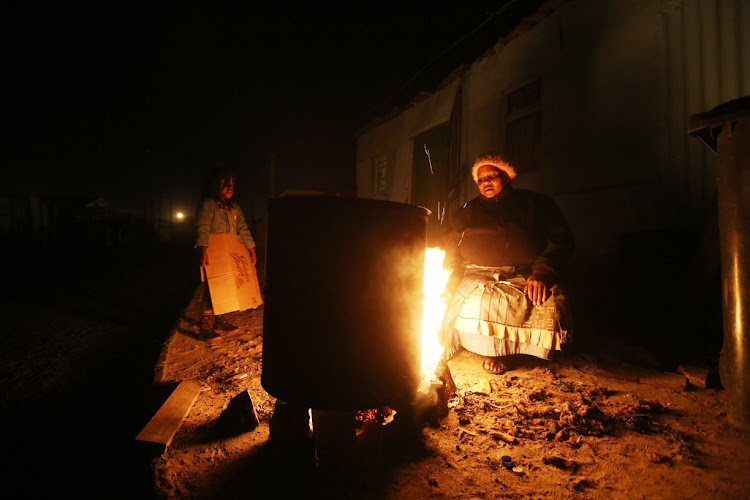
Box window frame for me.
[503,78,542,173]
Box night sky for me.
[3,1,544,215]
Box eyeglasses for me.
[476,172,501,184]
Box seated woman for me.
[440,153,574,374]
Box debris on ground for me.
[151,288,750,499]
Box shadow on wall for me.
[567,215,722,369]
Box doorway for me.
[411,122,450,247]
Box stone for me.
[216,390,259,436]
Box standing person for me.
[195,168,257,341]
[440,153,574,374]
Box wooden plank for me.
[136,380,202,447]
[595,361,687,391]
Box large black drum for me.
[261,196,429,411]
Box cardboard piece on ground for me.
[204,233,263,315]
[136,380,202,449]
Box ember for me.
[355,407,395,425]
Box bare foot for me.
[483,357,507,375]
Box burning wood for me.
[355,407,395,425]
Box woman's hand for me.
[524,271,551,306]
[248,246,257,265]
[200,246,209,267]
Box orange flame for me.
[421,247,450,378]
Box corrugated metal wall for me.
[660,0,750,221]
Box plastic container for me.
[501,455,514,469]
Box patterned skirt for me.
[440,267,570,360]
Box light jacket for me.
[195,197,255,248]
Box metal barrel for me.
[689,97,750,429]
[261,196,429,411]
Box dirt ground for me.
[2,243,748,499]
[1,244,197,498]
[154,287,750,500]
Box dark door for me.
[411,122,450,247]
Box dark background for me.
[1,0,723,364]
[4,5,571,496]
[1,3,729,495]
[3,1,546,217]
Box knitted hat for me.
[471,153,517,183]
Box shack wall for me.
[356,0,750,256]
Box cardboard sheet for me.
[204,233,263,315]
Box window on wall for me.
[372,155,388,197]
[504,79,541,173]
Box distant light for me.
[175,212,185,221]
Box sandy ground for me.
[153,288,750,500]
[2,243,748,499]
[1,244,196,498]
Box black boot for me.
[200,314,221,342]
[215,314,240,334]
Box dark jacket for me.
[445,186,574,279]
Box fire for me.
[421,247,450,378]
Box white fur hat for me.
[471,153,517,183]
